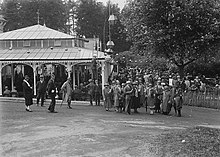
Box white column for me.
[0,63,2,96]
[32,63,37,96]
[104,61,111,84]
[67,62,71,78]
[101,61,105,90]
[11,63,14,91]
[72,65,76,90]
[77,66,80,86]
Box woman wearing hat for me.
[161,85,172,115]
[22,75,33,112]
[124,80,133,114]
[146,83,155,115]
[102,83,112,111]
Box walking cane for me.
[60,100,64,107]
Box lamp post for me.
[104,0,117,55]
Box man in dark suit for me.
[36,75,46,107]
[47,73,57,113]
[22,75,33,112]
[94,79,101,106]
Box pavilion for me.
[0,23,112,96]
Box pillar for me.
[32,63,37,96]
[77,66,80,86]
[66,62,71,78]
[72,65,76,89]
[0,63,2,96]
[101,61,105,90]
[11,63,14,91]
[104,61,111,84]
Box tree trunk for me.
[178,65,185,78]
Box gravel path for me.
[1,100,220,157]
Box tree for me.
[75,0,130,53]
[1,0,21,31]
[1,0,67,32]
[122,0,220,77]
[75,0,105,38]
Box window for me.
[23,40,30,47]
[54,40,61,47]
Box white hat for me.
[126,81,131,84]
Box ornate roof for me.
[0,47,107,62]
[0,24,76,40]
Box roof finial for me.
[43,20,46,27]
[37,9,40,25]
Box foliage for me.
[114,51,169,71]
[122,0,220,76]
[186,61,220,78]
[1,0,67,32]
[75,0,130,53]
[75,0,105,38]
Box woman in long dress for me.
[102,83,112,111]
[162,85,172,115]
[113,80,122,112]
[147,84,155,115]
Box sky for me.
[0,0,126,9]
[97,0,126,9]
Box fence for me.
[183,87,220,109]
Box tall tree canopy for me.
[1,0,67,32]
[75,0,130,53]
[75,0,105,38]
[122,0,220,76]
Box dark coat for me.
[47,79,56,97]
[36,80,46,94]
[22,80,33,106]
[94,84,101,94]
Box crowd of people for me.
[20,66,220,115]
[101,73,184,116]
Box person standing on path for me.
[60,77,73,109]
[124,81,133,115]
[47,74,57,113]
[22,75,33,112]
[112,80,122,112]
[86,79,95,106]
[147,83,155,115]
[102,83,112,111]
[132,81,140,113]
[94,79,101,106]
[36,75,46,107]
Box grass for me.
[149,126,220,157]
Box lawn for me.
[150,126,220,157]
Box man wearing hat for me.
[102,83,112,111]
[61,77,73,109]
[22,75,33,112]
[36,75,46,107]
[124,80,133,114]
[86,79,95,105]
[47,73,57,113]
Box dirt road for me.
[1,100,220,157]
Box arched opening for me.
[2,63,33,97]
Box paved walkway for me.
[1,98,220,157]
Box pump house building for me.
[0,22,112,97]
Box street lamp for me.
[104,0,116,55]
